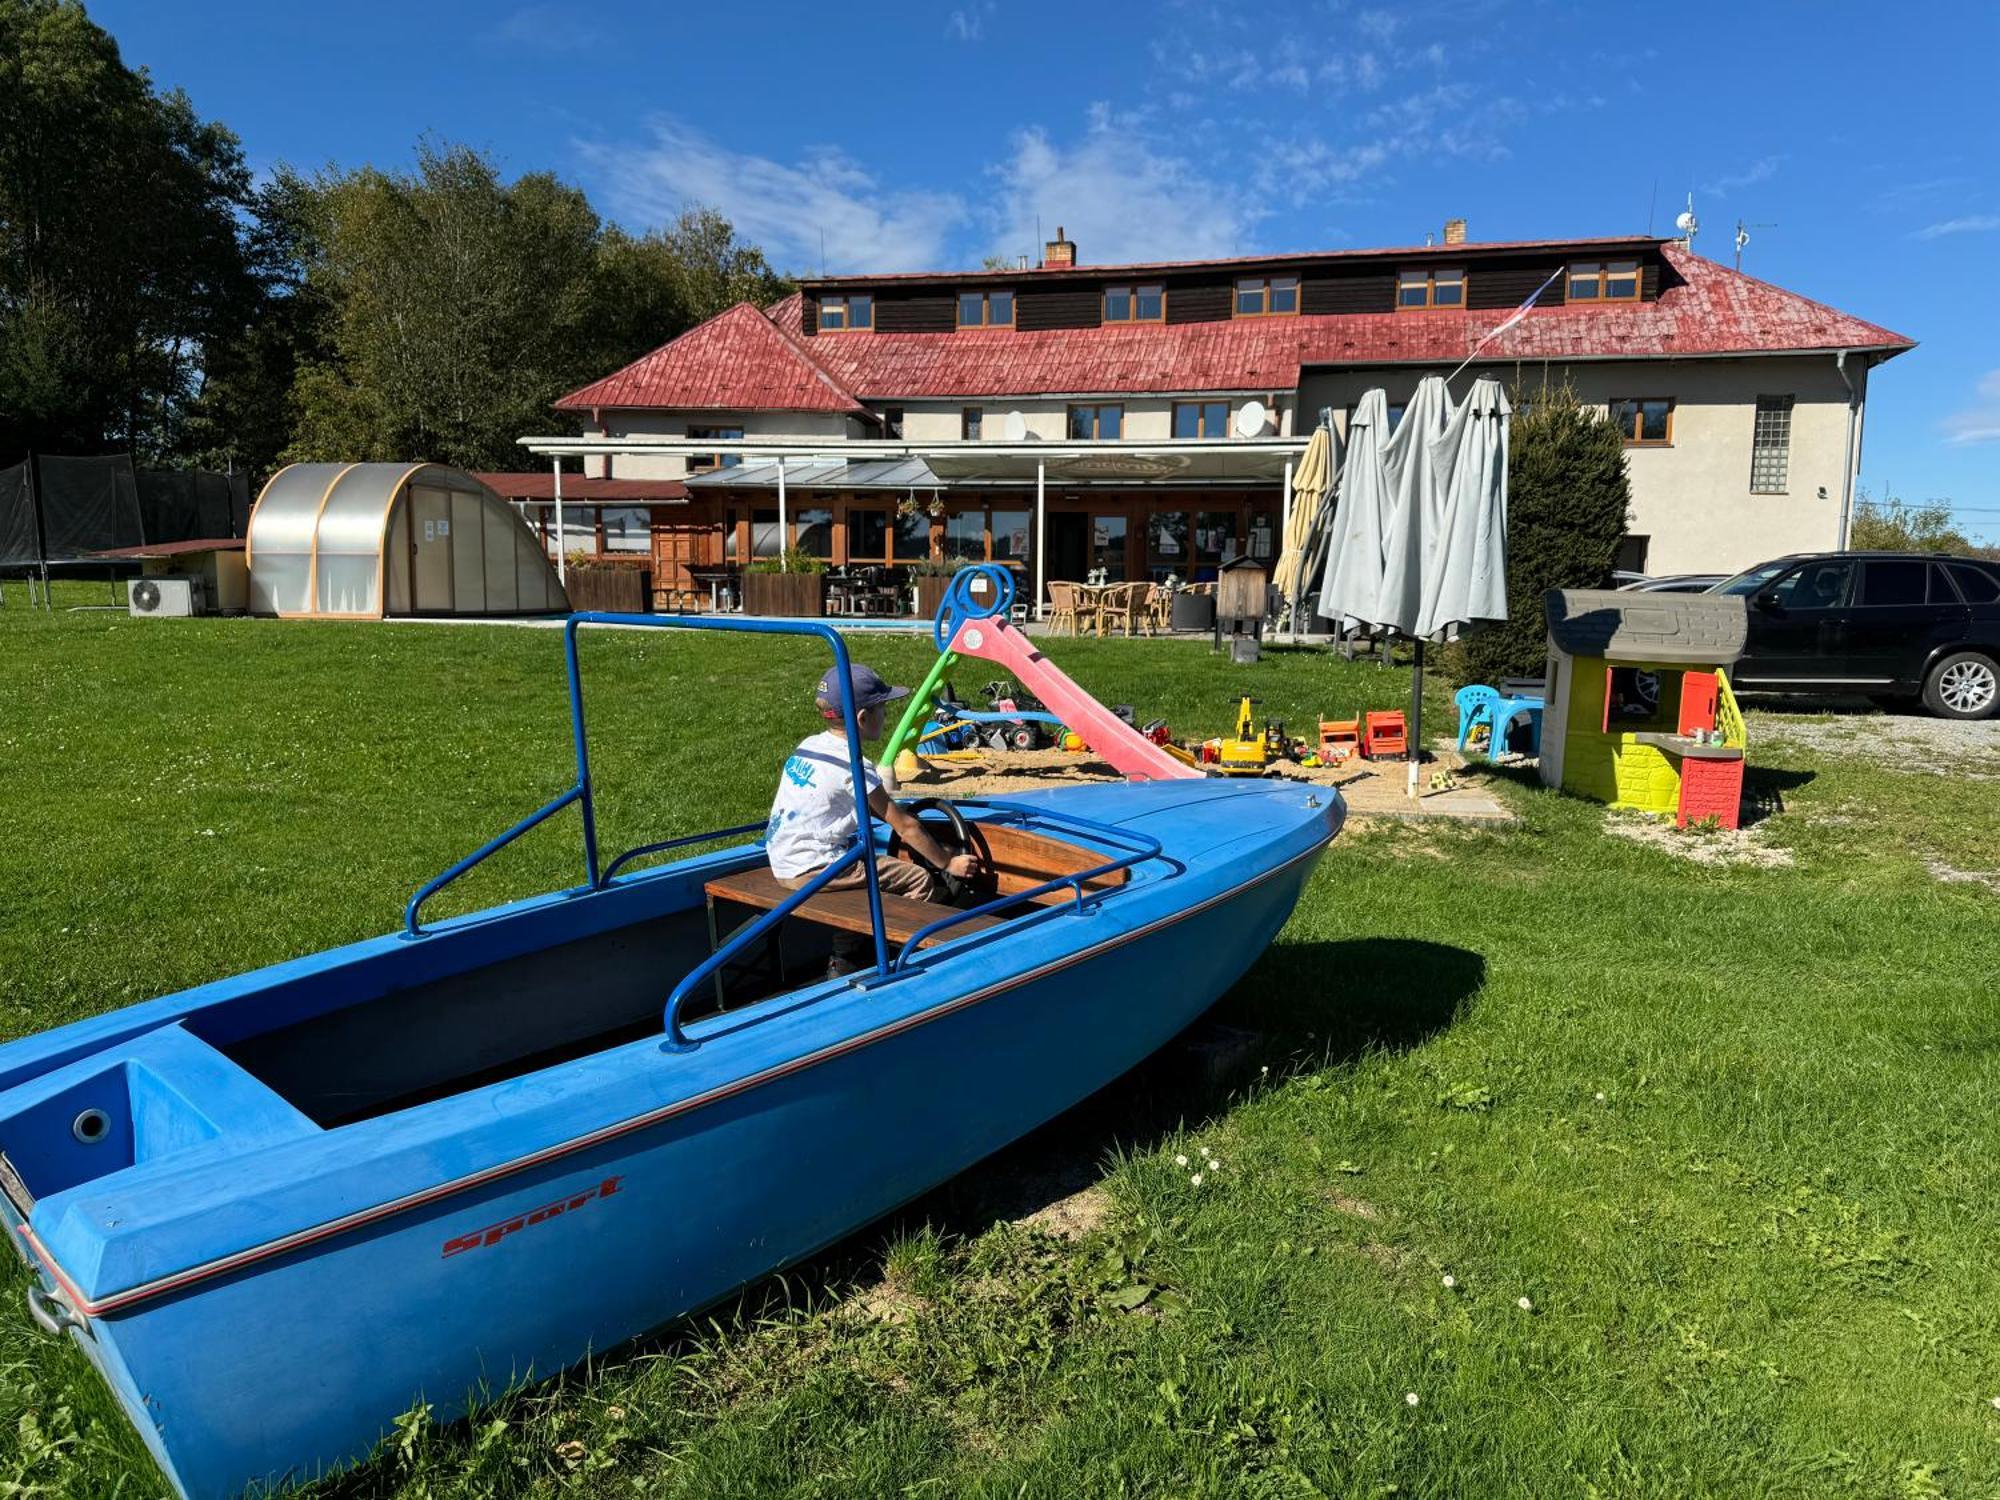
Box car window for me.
[1857,559,1929,606]
[1946,563,2000,603]
[1714,562,1789,596]
[1769,559,1853,609]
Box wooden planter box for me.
[913,574,953,618]
[564,563,651,614]
[743,570,826,617]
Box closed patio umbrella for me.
[1418,376,1511,640]
[1316,391,1392,632]
[1273,420,1336,632]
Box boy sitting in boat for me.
[769,663,981,974]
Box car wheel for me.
[1922,651,1999,720]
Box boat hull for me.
[5,785,1335,1497]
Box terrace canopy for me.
[246,462,567,619]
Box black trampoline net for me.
[0,461,36,567]
[36,454,145,557]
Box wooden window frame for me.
[1566,260,1642,304]
[1233,275,1300,318]
[1395,267,1466,312]
[686,424,744,473]
[817,293,873,332]
[1609,397,1675,447]
[961,406,983,440]
[1067,403,1125,440]
[1172,400,1230,439]
[956,289,1015,328]
[1103,283,1166,324]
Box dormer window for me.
[1234,276,1298,317]
[1104,283,1165,323]
[958,289,1014,328]
[818,293,872,331]
[1568,260,1640,302]
[1396,267,1465,310]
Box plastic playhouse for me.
[1538,588,1751,828]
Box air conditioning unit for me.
[128,577,208,618]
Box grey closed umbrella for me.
[1316,391,1392,631]
[1418,376,1511,640]
[1375,375,1456,636]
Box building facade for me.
[545,226,1911,594]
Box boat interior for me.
[192,815,1126,1130]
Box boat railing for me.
[660,800,1171,1049]
[887,799,1168,970]
[403,612,893,961]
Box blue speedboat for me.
[1,577,1343,1498]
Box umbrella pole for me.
[1408,638,1424,798]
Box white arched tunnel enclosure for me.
[247,462,569,619]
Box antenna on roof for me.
[819,228,826,279]
[1646,177,1658,236]
[1673,192,1699,251]
[1733,217,1776,273]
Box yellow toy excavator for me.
[1217,695,1275,776]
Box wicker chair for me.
[1045,580,1079,636]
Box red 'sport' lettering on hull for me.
[440,1176,622,1258]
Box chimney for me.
[1443,217,1468,246]
[1043,225,1076,268]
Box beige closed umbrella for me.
[1272,421,1334,622]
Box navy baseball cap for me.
[816,663,910,716]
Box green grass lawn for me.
[2,594,1997,1498]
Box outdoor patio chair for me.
[1148,584,1174,633]
[1101,582,1150,638]
[1045,580,1077,635]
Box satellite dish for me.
[1674,209,1696,233]
[1234,401,1270,438]
[1002,410,1031,441]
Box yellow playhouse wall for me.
[1559,656,1685,816]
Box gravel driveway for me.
[1749,704,2000,778]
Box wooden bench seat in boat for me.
[702,865,1005,950]
[703,821,1129,951]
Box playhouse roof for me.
[1544,588,1747,665]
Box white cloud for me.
[947,2,994,41]
[984,108,1266,265]
[1703,155,1782,198]
[489,4,601,51]
[1913,214,2000,241]
[575,120,968,275]
[1943,370,2000,446]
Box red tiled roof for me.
[571,244,1914,412]
[474,473,688,502]
[553,302,868,415]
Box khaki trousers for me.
[779,855,941,902]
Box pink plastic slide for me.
[944,616,1204,782]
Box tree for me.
[1848,489,1975,555]
[648,208,790,324]
[282,148,793,471]
[0,0,258,459]
[1450,381,1633,685]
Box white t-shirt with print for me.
[766,730,882,879]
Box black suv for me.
[1711,552,2000,720]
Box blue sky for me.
[95,0,2000,540]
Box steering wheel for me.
[885,796,985,904]
[933,564,1017,653]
